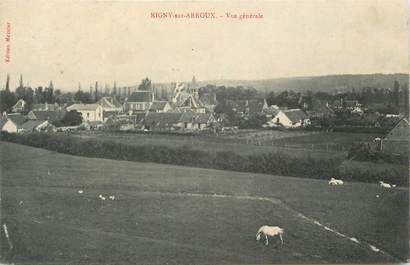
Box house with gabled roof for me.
[380,118,409,155]
[97,97,123,112]
[12,99,27,113]
[143,112,184,131]
[143,111,217,131]
[0,113,27,133]
[97,96,123,121]
[66,104,103,122]
[181,112,217,130]
[267,109,310,128]
[27,110,66,124]
[21,120,53,133]
[149,101,173,113]
[175,95,206,113]
[124,91,154,113]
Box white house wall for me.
[1,120,18,133]
[78,107,103,122]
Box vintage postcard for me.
[0,0,408,264]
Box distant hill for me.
[155,73,409,94]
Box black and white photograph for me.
[0,0,409,264]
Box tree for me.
[0,89,16,112]
[94,81,99,101]
[393,80,400,106]
[61,110,83,126]
[74,90,92,103]
[138,78,152,91]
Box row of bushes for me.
[0,132,407,185]
[348,142,408,165]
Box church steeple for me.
[5,73,10,91]
[191,75,197,88]
[19,74,23,89]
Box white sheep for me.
[78,190,84,194]
[98,194,106,201]
[109,195,115,201]
[379,181,393,188]
[329,177,344,185]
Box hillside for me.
[154,73,409,93]
[0,141,408,263]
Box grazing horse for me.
[256,225,284,246]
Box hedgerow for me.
[0,132,407,185]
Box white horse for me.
[256,225,284,246]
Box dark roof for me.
[7,113,27,126]
[103,110,119,117]
[30,110,66,123]
[282,109,308,123]
[384,118,409,141]
[144,112,183,127]
[179,95,204,109]
[98,97,122,108]
[127,91,153,103]
[21,120,48,131]
[149,101,170,111]
[182,112,214,124]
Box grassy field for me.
[271,132,383,151]
[0,142,408,264]
[72,130,347,159]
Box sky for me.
[0,0,408,91]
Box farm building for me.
[66,104,104,122]
[267,109,310,128]
[175,95,206,114]
[11,99,27,113]
[381,118,409,155]
[0,113,26,133]
[27,110,66,124]
[124,91,155,113]
[181,112,217,130]
[144,112,184,131]
[20,120,54,133]
[97,97,123,121]
[143,112,216,131]
[149,101,173,113]
[0,113,53,133]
